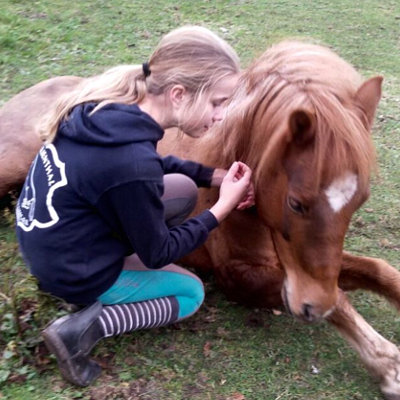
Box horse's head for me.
[220,41,382,322]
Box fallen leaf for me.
[93,352,115,369]
[380,238,391,248]
[227,392,246,400]
[7,373,27,384]
[216,327,229,338]
[203,341,212,357]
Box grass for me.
[0,0,399,399]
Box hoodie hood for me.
[59,102,164,146]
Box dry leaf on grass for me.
[226,392,246,400]
[203,341,212,357]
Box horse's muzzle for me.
[281,284,329,323]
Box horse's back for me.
[0,76,83,197]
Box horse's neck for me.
[159,129,227,168]
[198,135,227,167]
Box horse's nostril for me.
[302,303,314,321]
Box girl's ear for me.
[169,85,187,108]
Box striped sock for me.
[97,296,179,338]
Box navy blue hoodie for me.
[16,103,218,304]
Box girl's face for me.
[178,74,239,138]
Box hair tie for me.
[142,62,151,78]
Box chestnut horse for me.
[1,41,400,399]
[0,76,83,199]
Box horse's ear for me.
[288,110,315,147]
[355,76,383,129]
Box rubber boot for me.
[42,301,104,386]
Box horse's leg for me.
[327,291,400,400]
[339,252,400,309]
[186,241,285,308]
[203,210,285,308]
[212,260,284,308]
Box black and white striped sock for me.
[97,296,179,337]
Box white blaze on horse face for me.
[325,172,358,213]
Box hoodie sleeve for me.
[96,180,218,269]
[162,155,214,187]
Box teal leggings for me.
[98,256,204,320]
[98,174,205,320]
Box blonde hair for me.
[41,25,240,142]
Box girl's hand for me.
[209,161,253,222]
[230,161,255,210]
[236,181,255,210]
[220,161,252,208]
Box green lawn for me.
[1,1,399,399]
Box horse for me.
[0,76,83,200]
[1,40,400,399]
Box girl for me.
[16,25,253,386]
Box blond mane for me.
[211,40,376,191]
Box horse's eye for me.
[287,196,306,215]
